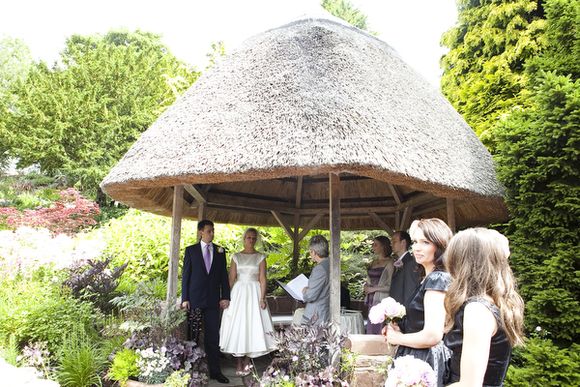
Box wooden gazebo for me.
[101,16,507,326]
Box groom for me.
[181,219,230,384]
[389,230,420,306]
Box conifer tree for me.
[440,0,546,144]
[6,30,199,195]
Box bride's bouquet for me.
[384,355,436,387]
[368,297,406,325]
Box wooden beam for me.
[388,184,402,205]
[395,193,433,211]
[369,212,394,236]
[184,184,207,204]
[298,211,325,242]
[329,173,341,328]
[414,202,447,216]
[298,205,396,216]
[447,198,456,232]
[166,185,184,303]
[395,210,401,230]
[271,211,295,241]
[401,206,414,231]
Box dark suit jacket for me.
[389,251,420,306]
[181,242,230,309]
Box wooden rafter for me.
[271,211,295,240]
[184,184,207,204]
[368,212,394,236]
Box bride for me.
[219,227,276,374]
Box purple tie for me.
[203,244,211,273]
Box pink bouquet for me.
[385,355,437,387]
[368,297,406,325]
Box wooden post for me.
[197,202,206,221]
[447,198,456,232]
[329,173,341,327]
[291,177,304,276]
[292,214,300,277]
[166,185,184,303]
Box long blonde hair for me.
[444,228,525,346]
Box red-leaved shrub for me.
[1,188,100,235]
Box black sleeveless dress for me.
[444,297,511,387]
[396,270,451,387]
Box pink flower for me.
[385,355,437,387]
[368,297,406,324]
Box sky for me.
[1,0,458,86]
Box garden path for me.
[208,353,272,387]
[0,358,59,387]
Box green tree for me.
[321,0,370,31]
[440,0,546,144]
[6,30,199,196]
[495,71,579,344]
[0,36,32,171]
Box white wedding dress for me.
[219,252,276,358]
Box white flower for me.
[217,247,224,253]
[535,326,542,332]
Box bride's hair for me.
[241,227,261,249]
[444,228,524,346]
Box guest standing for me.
[181,220,230,384]
[389,230,421,306]
[385,218,453,386]
[219,228,276,375]
[444,228,524,386]
[301,235,330,325]
[364,236,395,334]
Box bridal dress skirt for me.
[219,254,276,358]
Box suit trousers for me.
[202,308,221,375]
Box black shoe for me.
[210,373,230,384]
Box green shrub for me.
[0,277,98,354]
[107,348,139,387]
[56,327,107,387]
[505,338,580,386]
[102,209,198,284]
[0,334,19,366]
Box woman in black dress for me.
[443,228,524,386]
[385,218,453,386]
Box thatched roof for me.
[101,16,507,230]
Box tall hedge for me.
[443,0,580,383]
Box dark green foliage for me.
[443,0,579,382]
[5,30,200,194]
[494,71,580,344]
[441,0,547,143]
[525,0,580,79]
[506,338,580,386]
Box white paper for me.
[277,274,309,302]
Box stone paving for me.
[0,358,59,387]
[208,353,272,387]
